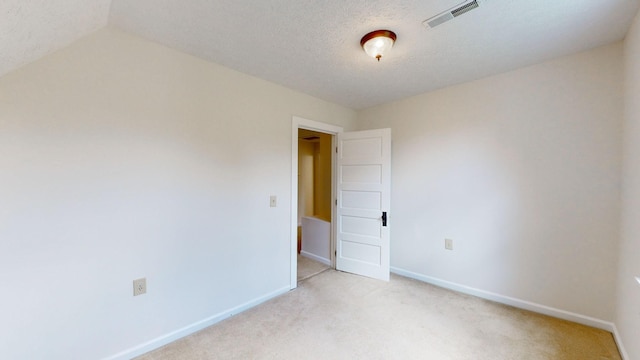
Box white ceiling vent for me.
[423,0,481,29]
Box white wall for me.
[617,10,640,360]
[301,216,331,265]
[357,43,623,322]
[0,28,356,359]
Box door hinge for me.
[335,199,338,206]
[336,146,338,153]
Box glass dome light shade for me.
[360,30,397,61]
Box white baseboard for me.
[611,324,629,360]
[102,286,290,360]
[390,267,616,332]
[300,250,330,266]
[391,267,632,359]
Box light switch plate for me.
[270,195,277,207]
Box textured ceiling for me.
[0,0,111,77]
[3,1,639,109]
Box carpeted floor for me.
[297,255,329,282]
[136,270,621,360]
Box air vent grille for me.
[451,0,479,17]
[426,13,454,28]
[423,0,481,29]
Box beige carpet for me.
[136,270,621,360]
[297,255,329,282]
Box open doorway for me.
[290,117,343,289]
[290,116,391,289]
[291,117,392,288]
[297,129,332,282]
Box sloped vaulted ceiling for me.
[2,1,640,109]
[0,0,111,77]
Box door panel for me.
[342,241,381,263]
[341,191,381,210]
[341,165,382,183]
[336,128,391,281]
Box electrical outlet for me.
[270,195,277,207]
[133,278,146,296]
[445,238,453,250]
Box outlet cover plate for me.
[133,278,146,296]
[445,238,453,250]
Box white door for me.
[336,128,391,281]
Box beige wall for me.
[617,9,640,360]
[357,42,623,322]
[0,28,356,360]
[313,132,332,222]
[298,132,332,223]
[298,139,314,224]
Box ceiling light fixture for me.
[360,30,397,62]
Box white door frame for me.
[290,116,343,289]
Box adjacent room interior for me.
[1,1,640,359]
[297,128,332,281]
